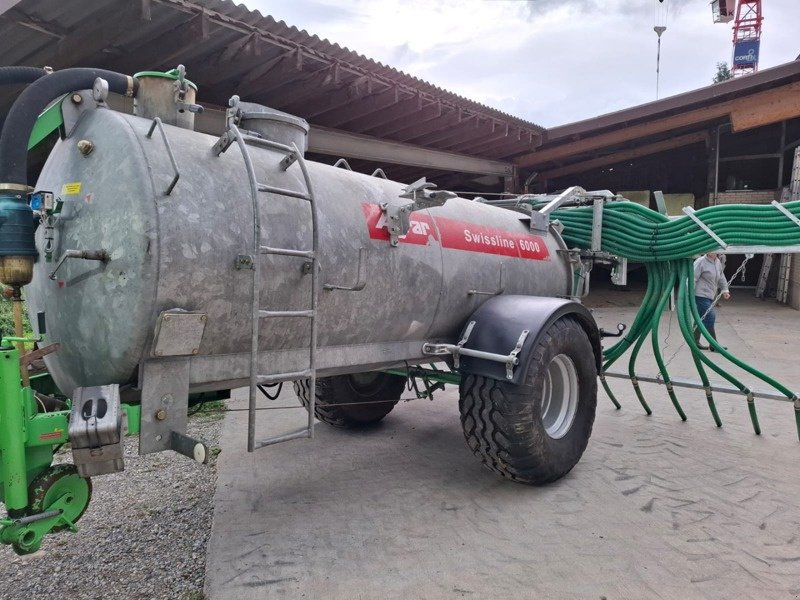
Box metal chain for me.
[662,254,751,371]
[698,255,750,323]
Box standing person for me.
[693,252,731,351]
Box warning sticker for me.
[61,182,82,195]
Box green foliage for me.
[0,296,32,338]
[713,61,732,83]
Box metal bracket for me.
[506,330,529,380]
[173,64,203,115]
[654,190,668,216]
[421,321,528,379]
[235,254,255,270]
[468,263,505,296]
[771,200,800,228]
[591,198,604,251]
[211,95,240,156]
[529,186,584,232]
[324,247,367,291]
[146,117,181,195]
[611,257,628,286]
[371,168,388,179]
[683,206,728,249]
[382,178,456,246]
[139,359,190,454]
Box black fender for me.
[456,295,601,385]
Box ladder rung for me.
[256,182,311,201]
[254,427,311,449]
[241,134,294,154]
[259,309,314,319]
[258,369,312,384]
[259,246,315,259]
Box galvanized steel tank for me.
[27,104,572,395]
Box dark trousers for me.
[695,296,715,328]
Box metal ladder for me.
[755,253,774,298]
[756,187,792,300]
[214,121,319,452]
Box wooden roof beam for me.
[394,108,465,142]
[263,63,342,109]
[1,8,67,39]
[536,131,709,180]
[440,122,512,153]
[296,75,375,120]
[376,101,456,139]
[516,81,800,168]
[110,10,213,75]
[408,115,484,146]
[319,86,403,128]
[345,93,423,133]
[471,130,538,158]
[19,3,142,69]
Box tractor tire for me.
[459,316,597,485]
[294,372,405,428]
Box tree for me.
[713,62,732,83]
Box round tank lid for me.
[134,69,198,91]
[238,102,309,133]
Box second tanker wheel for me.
[294,372,406,428]
[459,316,597,485]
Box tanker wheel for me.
[459,316,597,485]
[294,372,406,428]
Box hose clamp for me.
[125,75,135,97]
[0,183,32,193]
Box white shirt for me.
[693,255,728,300]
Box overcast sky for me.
[246,0,798,128]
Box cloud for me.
[246,0,799,126]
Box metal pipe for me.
[48,249,109,280]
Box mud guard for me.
[456,295,601,385]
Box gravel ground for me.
[0,405,224,600]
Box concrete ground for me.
[204,290,800,600]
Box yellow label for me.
[61,182,81,195]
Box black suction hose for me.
[0,67,48,135]
[0,66,47,86]
[0,68,137,186]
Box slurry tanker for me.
[0,65,797,555]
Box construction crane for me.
[711,0,764,77]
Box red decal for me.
[39,431,63,441]
[361,203,438,246]
[434,216,550,260]
[361,203,550,261]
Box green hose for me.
[553,198,800,439]
[648,264,687,421]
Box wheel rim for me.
[540,354,579,439]
[347,371,382,394]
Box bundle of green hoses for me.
[549,200,800,439]
[551,200,800,262]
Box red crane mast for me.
[730,0,764,77]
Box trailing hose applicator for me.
[0,68,138,286]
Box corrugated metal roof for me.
[0,0,544,175]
